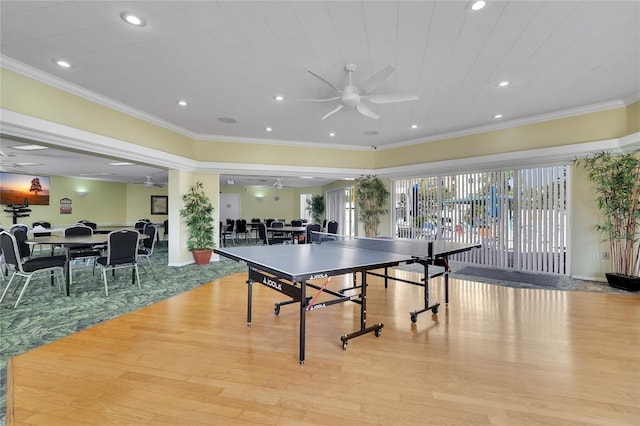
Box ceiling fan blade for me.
[286,96,340,102]
[360,65,395,93]
[356,103,380,120]
[321,104,344,120]
[307,70,342,93]
[364,94,419,104]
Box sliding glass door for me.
[392,165,569,274]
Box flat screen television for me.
[0,171,50,206]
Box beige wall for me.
[377,107,629,169]
[0,175,168,229]
[220,184,325,222]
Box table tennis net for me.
[309,231,434,258]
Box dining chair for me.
[134,220,148,234]
[162,219,169,243]
[9,227,32,262]
[321,221,339,242]
[95,229,141,296]
[234,219,248,243]
[137,224,158,279]
[290,219,305,243]
[63,224,102,286]
[78,220,97,230]
[306,223,322,243]
[258,223,286,245]
[270,220,285,239]
[0,231,65,308]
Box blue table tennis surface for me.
[215,239,479,280]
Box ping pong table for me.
[214,237,479,364]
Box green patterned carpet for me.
[0,245,247,424]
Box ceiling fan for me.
[273,178,284,190]
[289,64,419,120]
[139,176,165,188]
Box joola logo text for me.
[308,303,326,311]
[263,277,282,291]
[309,273,328,280]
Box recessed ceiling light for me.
[273,95,284,101]
[494,114,503,119]
[300,176,314,179]
[265,127,273,132]
[467,1,486,12]
[177,100,188,107]
[410,124,419,129]
[226,180,235,185]
[363,130,379,136]
[120,12,146,27]
[54,59,71,68]
[108,161,135,166]
[329,132,335,137]
[497,81,510,87]
[11,144,48,151]
[218,117,237,124]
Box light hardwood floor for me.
[6,269,640,425]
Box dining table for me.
[267,226,307,243]
[27,232,148,296]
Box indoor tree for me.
[355,175,390,237]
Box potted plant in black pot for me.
[355,175,390,237]
[575,150,640,291]
[180,181,215,265]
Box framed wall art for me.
[151,195,168,215]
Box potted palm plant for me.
[355,175,390,237]
[575,150,640,291]
[306,194,325,224]
[180,181,215,265]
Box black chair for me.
[322,219,328,231]
[10,228,32,261]
[234,219,249,243]
[290,219,305,243]
[258,223,286,245]
[265,218,275,227]
[137,224,158,279]
[64,224,101,286]
[162,219,168,242]
[321,221,339,242]
[222,220,235,246]
[269,220,286,241]
[327,220,339,235]
[134,220,148,234]
[250,218,261,241]
[0,231,65,308]
[95,230,141,296]
[78,220,97,230]
[306,223,322,243]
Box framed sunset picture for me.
[0,172,50,205]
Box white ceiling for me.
[1,1,639,187]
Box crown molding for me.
[375,138,624,179]
[377,100,628,151]
[0,109,369,180]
